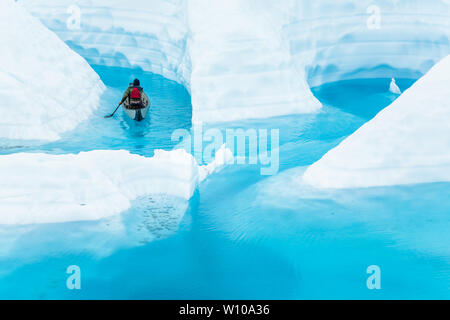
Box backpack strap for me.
[128,85,134,100]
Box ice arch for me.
[19,0,450,122]
[285,0,450,86]
[303,55,450,188]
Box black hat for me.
[133,78,140,86]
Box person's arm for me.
[119,88,131,105]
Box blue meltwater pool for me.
[0,67,448,299]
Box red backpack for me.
[130,87,141,99]
[128,87,143,109]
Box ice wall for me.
[19,0,321,122]
[0,148,232,225]
[18,0,191,88]
[286,0,450,86]
[187,0,321,122]
[303,55,450,189]
[19,0,450,122]
[0,0,105,141]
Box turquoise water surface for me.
[0,67,448,299]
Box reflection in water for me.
[0,195,190,275]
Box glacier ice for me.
[19,0,321,122]
[0,0,105,141]
[0,195,189,261]
[389,78,401,95]
[198,144,234,182]
[288,0,450,87]
[18,0,191,89]
[187,0,321,122]
[0,148,231,225]
[19,0,450,123]
[303,55,450,189]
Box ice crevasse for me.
[0,0,105,141]
[18,0,323,123]
[0,146,233,225]
[19,0,450,123]
[303,55,450,189]
[0,1,237,226]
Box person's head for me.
[133,78,140,86]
